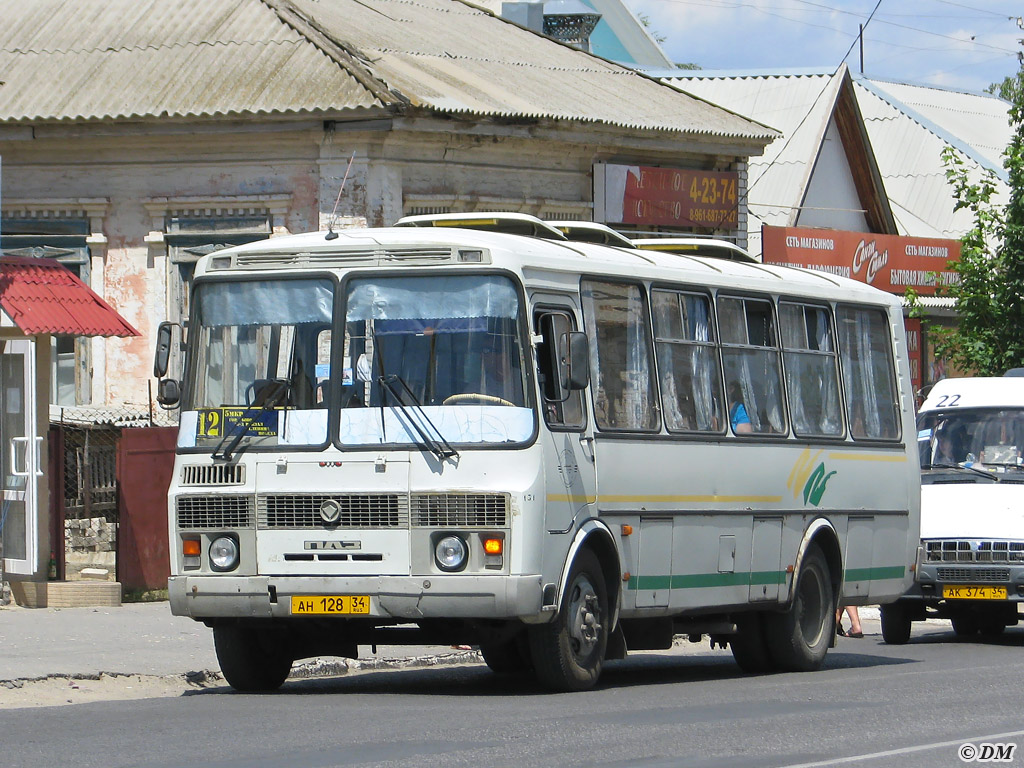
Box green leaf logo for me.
[802,463,836,506]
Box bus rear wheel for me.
[214,624,293,692]
[529,549,609,691]
[730,612,775,673]
[764,544,834,672]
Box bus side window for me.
[836,305,901,441]
[535,310,585,429]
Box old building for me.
[0,0,774,412]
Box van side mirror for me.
[560,332,589,391]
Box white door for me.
[2,339,40,576]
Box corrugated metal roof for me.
[0,0,775,141]
[661,68,1011,248]
[853,81,1009,239]
[0,257,140,337]
[0,0,385,122]
[861,79,1011,177]
[665,71,841,242]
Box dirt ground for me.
[0,670,222,709]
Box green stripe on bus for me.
[629,571,785,590]
[844,566,906,581]
[628,565,905,591]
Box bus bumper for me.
[168,574,546,621]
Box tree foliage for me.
[907,66,1024,376]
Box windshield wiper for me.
[211,379,291,461]
[378,374,459,461]
[923,462,998,481]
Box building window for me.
[166,215,272,326]
[0,216,92,405]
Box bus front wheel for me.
[529,549,609,691]
[763,544,834,672]
[214,624,293,692]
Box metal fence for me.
[51,403,178,580]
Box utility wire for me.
[841,0,881,67]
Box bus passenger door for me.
[535,305,595,533]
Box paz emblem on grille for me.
[320,499,342,524]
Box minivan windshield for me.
[918,408,1024,473]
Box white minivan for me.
[881,373,1024,643]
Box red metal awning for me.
[0,256,140,337]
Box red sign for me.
[607,165,739,228]
[762,225,961,295]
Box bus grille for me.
[180,464,245,486]
[258,494,409,529]
[936,567,1011,583]
[925,540,1024,563]
[177,495,254,529]
[411,493,508,527]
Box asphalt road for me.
[3,619,1024,768]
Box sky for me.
[623,0,1022,94]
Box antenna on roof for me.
[324,151,357,241]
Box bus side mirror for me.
[154,322,175,378]
[561,332,589,391]
[154,322,183,407]
[157,378,181,407]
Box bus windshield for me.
[918,408,1024,472]
[184,277,335,450]
[337,274,533,446]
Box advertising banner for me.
[762,225,961,295]
[594,163,739,229]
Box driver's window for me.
[536,309,585,430]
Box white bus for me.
[155,216,920,692]
[881,374,1024,643]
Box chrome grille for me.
[181,464,245,486]
[924,540,1024,564]
[177,494,253,529]
[936,567,1011,582]
[258,494,409,529]
[411,493,509,527]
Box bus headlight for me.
[434,535,468,572]
[210,535,239,572]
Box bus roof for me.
[631,238,758,263]
[920,377,1024,412]
[545,221,636,248]
[394,212,567,240]
[197,225,900,309]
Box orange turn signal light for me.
[483,538,503,555]
[621,525,633,536]
[182,539,201,557]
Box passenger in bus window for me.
[729,381,752,434]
